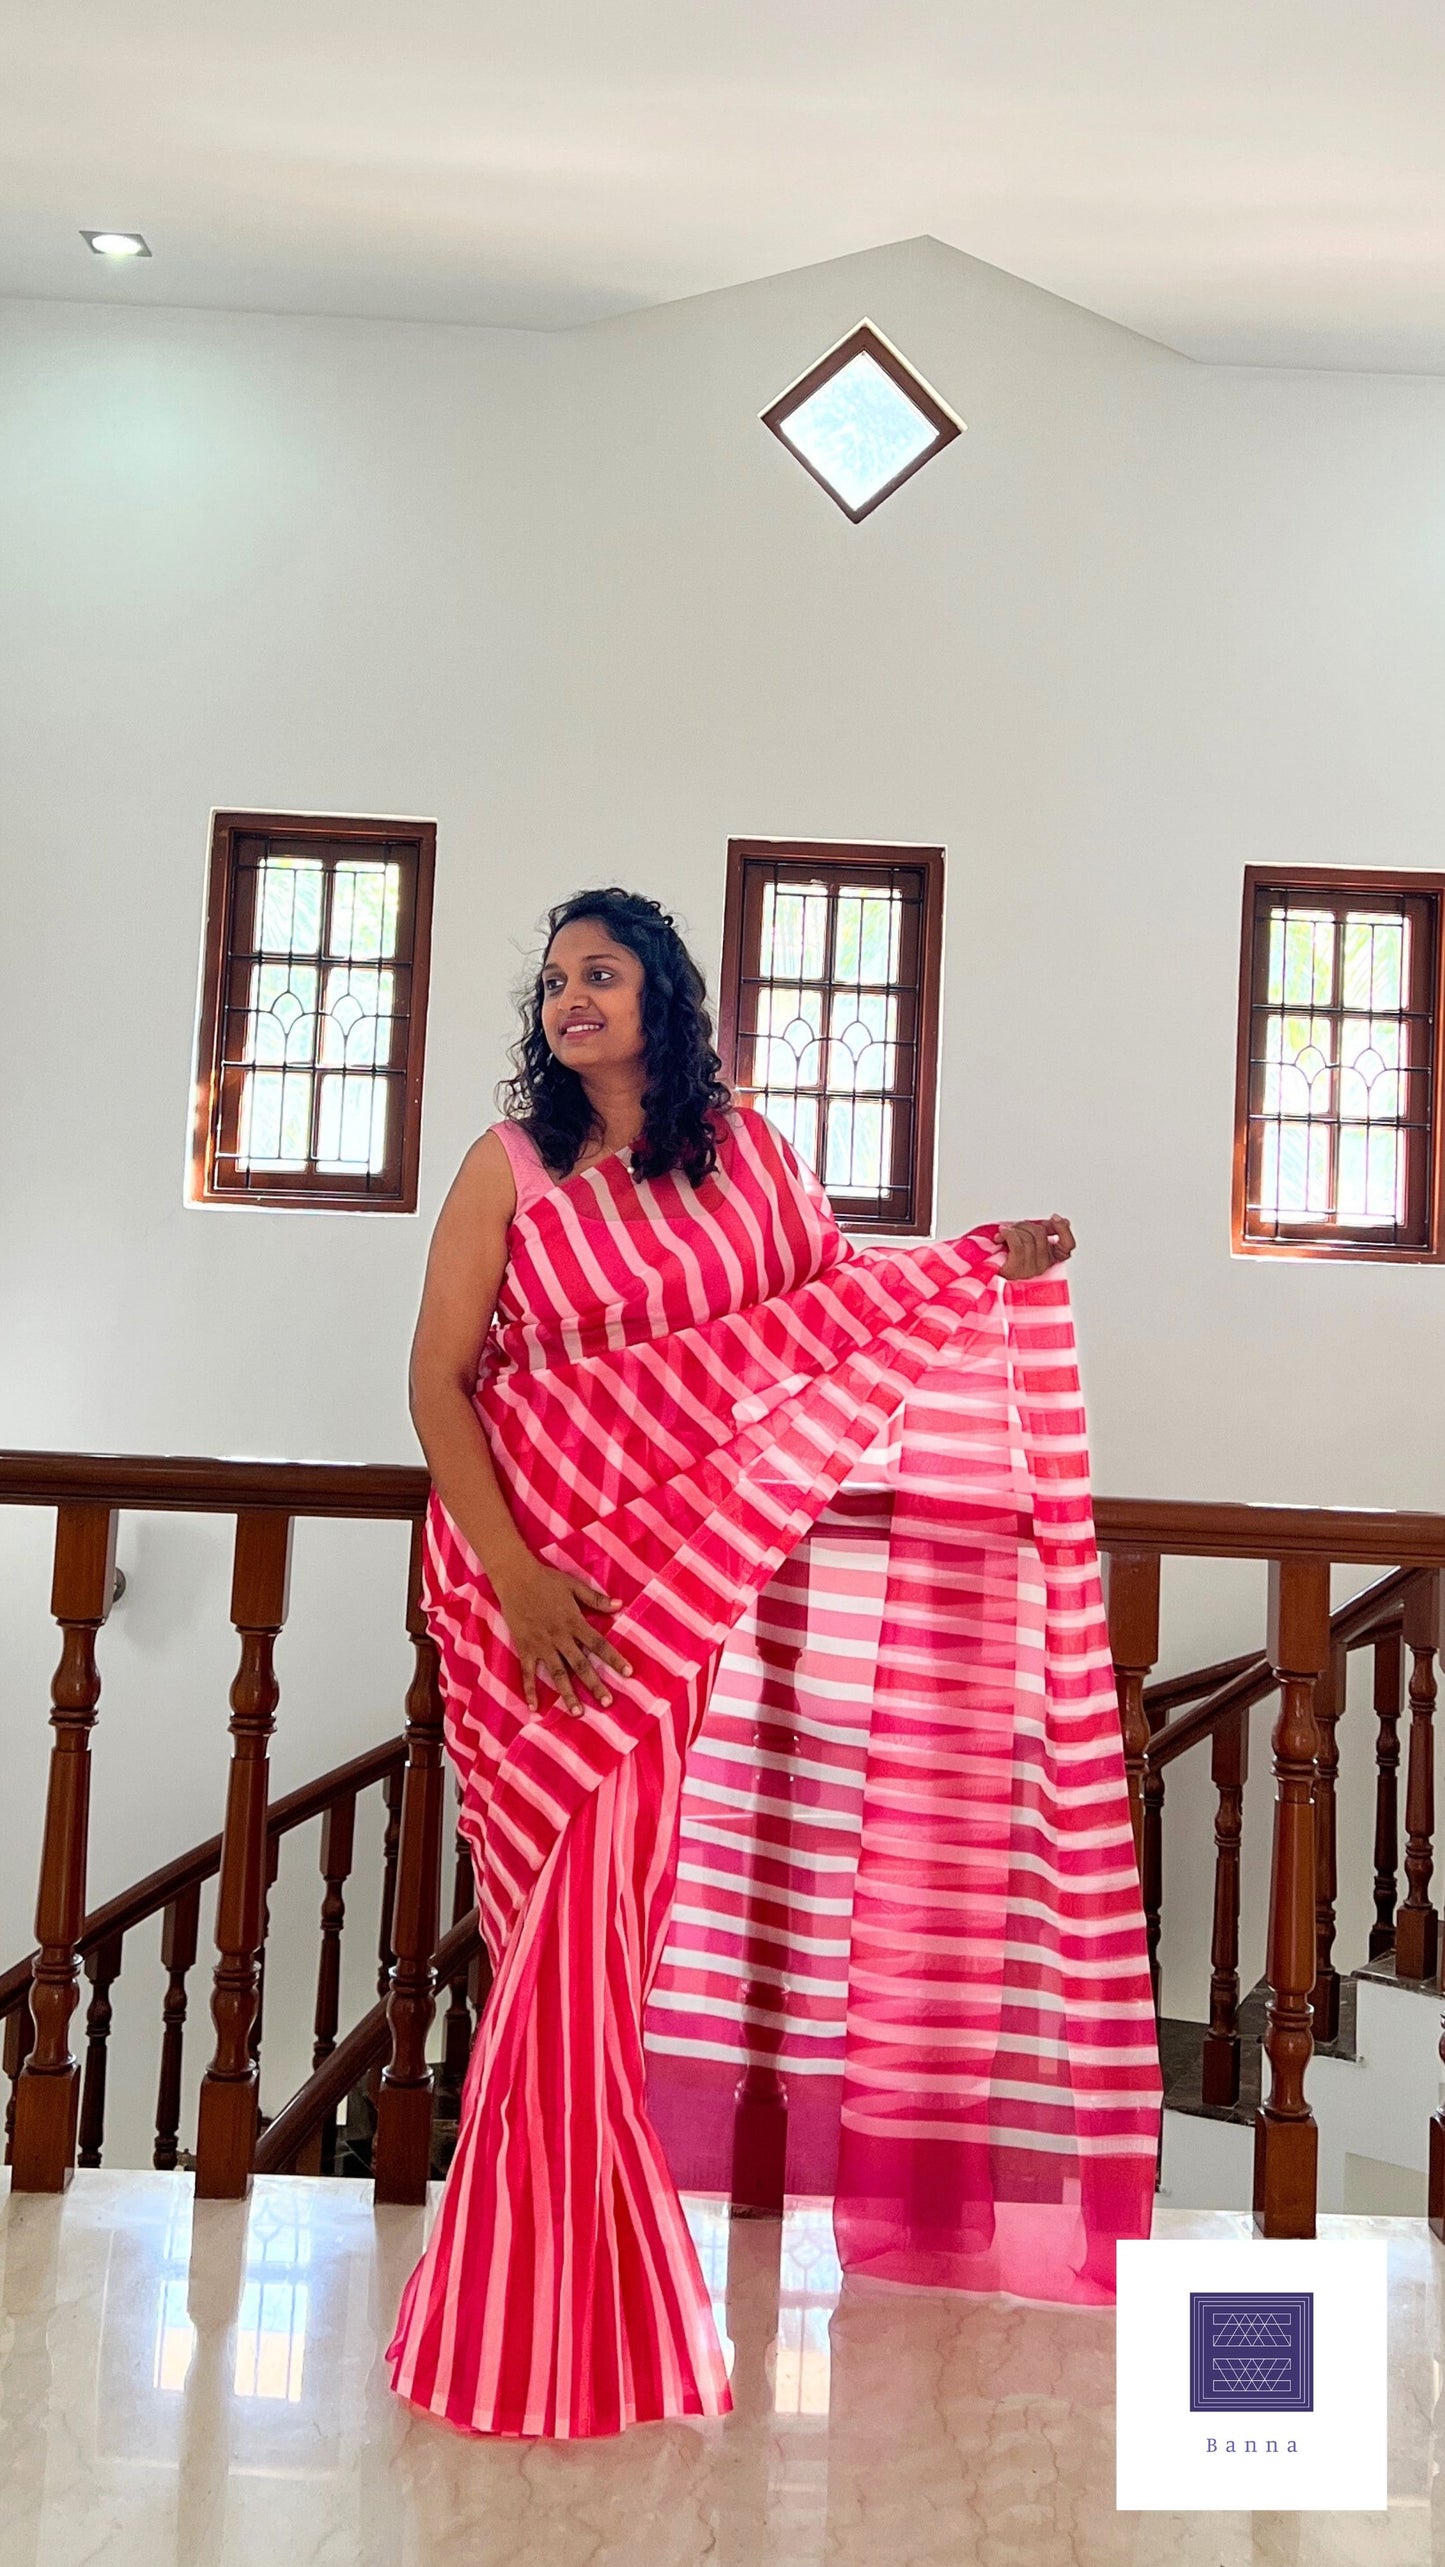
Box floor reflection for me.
[0,2173,1438,2567]
[774,2208,839,2416]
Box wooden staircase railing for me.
[0,1448,448,2203]
[6,1451,1445,2248]
[1099,1500,1445,2244]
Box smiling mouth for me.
[560,1021,604,1038]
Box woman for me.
[387,888,1160,2440]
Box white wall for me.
[3,236,1444,2157]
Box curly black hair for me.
[499,888,733,1185]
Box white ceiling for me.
[4,0,1445,370]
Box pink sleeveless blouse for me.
[490,1120,558,1222]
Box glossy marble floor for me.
[1,2171,1441,2566]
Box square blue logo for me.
[1189,2292,1314,2412]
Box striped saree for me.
[385,1105,1160,2438]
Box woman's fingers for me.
[545,1651,582,1714]
[560,1635,614,1708]
[517,1578,638,1718]
[565,1583,634,1679]
[1000,1216,1076,1280]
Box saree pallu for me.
[385,1106,1161,2439]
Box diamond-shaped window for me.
[761,321,963,523]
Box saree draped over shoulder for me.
[385,1107,1161,2440]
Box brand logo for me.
[1189,2291,1314,2413]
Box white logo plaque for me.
[1115,2238,1387,2512]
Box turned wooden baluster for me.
[1311,1640,1346,2044]
[11,1502,118,2192]
[312,1793,356,2076]
[1369,1627,1404,1960]
[434,1826,477,2123]
[1103,1550,1162,2000]
[249,1835,282,2079]
[1201,1703,1250,2108]
[76,1932,125,2168]
[296,1792,357,2176]
[1395,1573,1442,1983]
[194,1510,293,2200]
[374,1523,448,2205]
[153,1881,201,2170]
[1253,1555,1330,2239]
[376,1765,403,2001]
[4,2004,35,2164]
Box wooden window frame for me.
[759,320,963,525]
[190,810,436,1214]
[718,838,944,1237]
[1232,864,1445,1263]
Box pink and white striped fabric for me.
[385,1106,1160,2438]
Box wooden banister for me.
[1201,1704,1249,2107]
[1143,1652,1262,1717]
[1096,1498,1445,1565]
[10,1452,1445,2229]
[0,1449,427,1519]
[1396,1573,1443,1981]
[0,1735,405,2030]
[1104,1552,1160,1875]
[154,1883,200,2171]
[10,1503,119,2191]
[255,1910,481,2176]
[1146,1571,1410,1773]
[1253,1556,1330,2239]
[1311,1640,1347,2043]
[195,1512,293,2198]
[1370,1629,1405,1960]
[373,1524,448,2205]
[3,1453,1444,1557]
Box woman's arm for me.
[409,1132,530,1583]
[409,1132,632,1716]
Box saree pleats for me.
[386,1107,1161,2437]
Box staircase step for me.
[1160,1974,1361,2127]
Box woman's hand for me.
[997,1215,1076,1282]
[491,1554,634,1715]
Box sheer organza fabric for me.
[386,1108,1160,2437]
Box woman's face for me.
[540,919,646,1075]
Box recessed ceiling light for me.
[82,230,151,260]
[762,320,964,523]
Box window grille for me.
[718,840,943,1233]
[1234,868,1444,1259]
[191,812,435,1211]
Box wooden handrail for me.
[254,1909,481,2175]
[5,1449,1445,1559]
[1143,1651,1261,1717]
[1146,1572,1410,1772]
[0,1736,405,2024]
[1096,1498,1445,1566]
[0,1449,428,1519]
